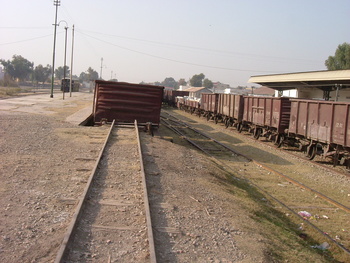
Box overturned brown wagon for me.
[93,80,164,128]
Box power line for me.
[78,29,322,64]
[0,33,59,46]
[0,26,51,29]
[76,30,284,73]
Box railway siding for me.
[161,107,350,261]
[61,127,151,262]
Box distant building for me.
[224,87,249,95]
[213,82,230,93]
[184,86,212,98]
[249,70,350,101]
[249,86,275,97]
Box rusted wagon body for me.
[163,88,171,102]
[93,80,164,126]
[242,96,291,140]
[217,94,244,127]
[163,89,189,106]
[200,93,219,121]
[288,99,350,164]
[201,93,219,113]
[183,98,200,115]
[176,96,186,109]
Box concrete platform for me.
[0,92,94,125]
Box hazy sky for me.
[1,0,349,87]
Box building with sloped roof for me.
[183,86,212,99]
[249,70,350,101]
[249,86,275,97]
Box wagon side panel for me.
[318,103,332,143]
[307,102,319,140]
[93,81,164,125]
[332,104,350,146]
[234,95,244,122]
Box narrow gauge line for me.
[160,114,350,256]
[161,112,350,214]
[279,146,350,177]
[54,120,157,263]
[54,120,115,263]
[219,116,350,177]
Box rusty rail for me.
[161,113,350,256]
[54,120,115,263]
[135,120,157,263]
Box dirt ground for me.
[0,92,346,262]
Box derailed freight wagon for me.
[242,96,291,144]
[93,80,164,127]
[287,98,350,166]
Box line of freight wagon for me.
[163,89,350,168]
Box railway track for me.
[161,111,350,260]
[55,121,156,263]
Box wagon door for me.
[307,102,319,140]
[252,97,265,126]
[318,103,332,143]
[289,100,308,137]
[332,103,350,147]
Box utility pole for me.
[69,24,74,97]
[50,0,60,98]
[100,57,103,80]
[61,21,68,100]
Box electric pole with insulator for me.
[50,0,60,98]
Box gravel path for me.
[0,93,342,262]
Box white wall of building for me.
[275,87,350,102]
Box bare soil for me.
[0,93,346,262]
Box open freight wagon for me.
[288,98,350,165]
[242,96,291,142]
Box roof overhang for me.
[248,70,350,91]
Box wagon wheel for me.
[253,128,261,139]
[305,144,316,160]
[333,145,340,167]
[237,123,243,133]
[346,159,350,170]
[225,119,230,128]
[145,122,154,137]
[206,113,211,121]
[228,119,234,128]
[276,134,284,148]
[274,134,280,146]
[214,116,219,124]
[274,134,284,148]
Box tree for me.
[190,73,205,87]
[325,42,350,70]
[34,64,51,84]
[0,55,33,81]
[55,66,70,80]
[203,78,213,89]
[79,67,99,82]
[161,77,177,88]
[178,78,187,86]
